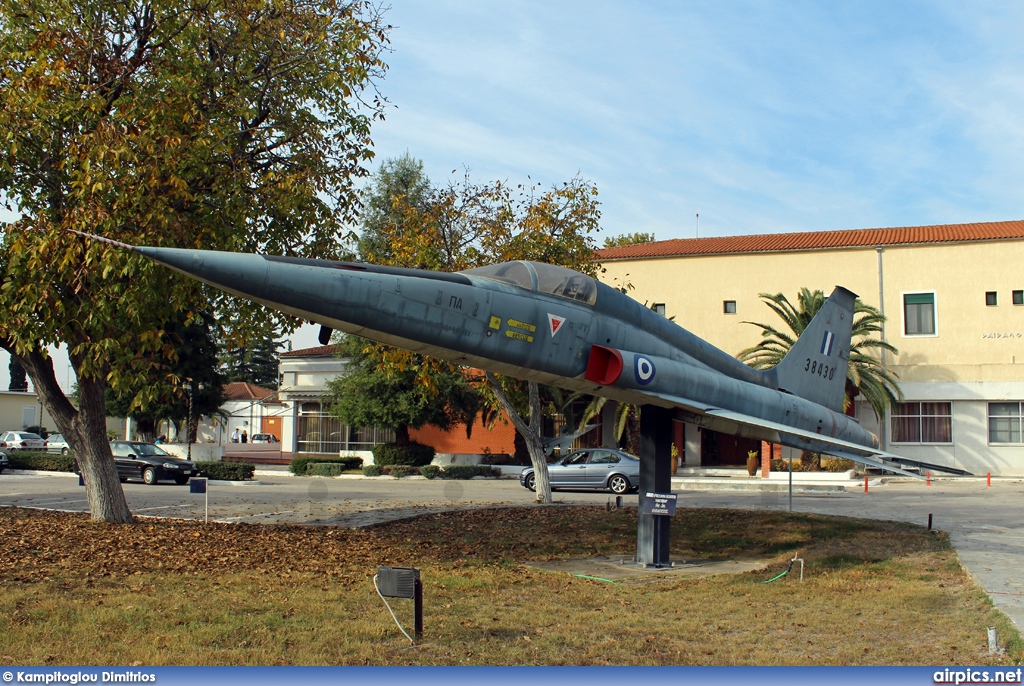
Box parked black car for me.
[519,448,640,494]
[75,441,198,485]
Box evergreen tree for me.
[220,330,283,389]
[107,313,227,442]
[8,357,27,392]
[358,153,432,262]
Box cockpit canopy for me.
[461,261,597,306]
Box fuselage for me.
[138,249,878,452]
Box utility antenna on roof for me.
[696,213,699,238]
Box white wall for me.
[860,382,1024,476]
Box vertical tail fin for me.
[771,286,856,413]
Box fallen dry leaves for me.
[0,505,636,585]
[1,505,1021,666]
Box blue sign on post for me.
[190,477,209,523]
[641,491,677,516]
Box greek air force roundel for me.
[634,354,656,385]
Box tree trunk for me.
[623,405,641,455]
[395,425,410,447]
[15,347,134,523]
[136,418,157,443]
[486,373,551,504]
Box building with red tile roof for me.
[223,381,276,402]
[597,219,1024,261]
[597,219,1024,476]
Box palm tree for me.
[579,396,641,453]
[738,288,902,420]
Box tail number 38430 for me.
[805,358,836,380]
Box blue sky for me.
[5,1,1024,393]
[365,1,1024,240]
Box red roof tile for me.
[223,382,276,401]
[279,344,340,358]
[596,220,1024,260]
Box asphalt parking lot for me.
[0,470,614,526]
[2,469,1023,631]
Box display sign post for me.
[190,477,208,523]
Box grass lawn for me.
[1,505,1020,666]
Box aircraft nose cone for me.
[134,246,270,297]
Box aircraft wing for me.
[707,407,971,477]
[643,391,955,479]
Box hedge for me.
[361,465,421,477]
[6,451,74,472]
[289,455,363,475]
[771,457,856,473]
[421,465,500,480]
[371,442,434,467]
[307,462,345,477]
[388,466,417,478]
[821,457,856,472]
[195,461,255,481]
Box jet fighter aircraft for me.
[76,232,964,477]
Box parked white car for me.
[0,431,47,451]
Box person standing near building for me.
[241,429,248,443]
[231,427,240,443]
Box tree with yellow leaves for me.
[0,0,390,522]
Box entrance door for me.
[261,416,282,441]
[701,430,759,466]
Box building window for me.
[988,402,1024,444]
[891,402,952,443]
[986,291,998,306]
[903,292,936,336]
[723,300,736,314]
[1014,290,1023,306]
[653,303,666,317]
[295,402,395,453]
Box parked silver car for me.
[0,431,46,451]
[46,433,70,455]
[519,448,640,494]
[0,451,8,473]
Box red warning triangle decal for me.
[548,313,566,337]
